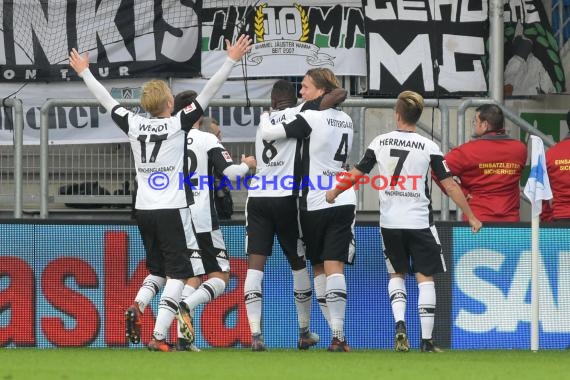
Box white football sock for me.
[182,277,226,311]
[314,273,331,329]
[326,273,347,340]
[418,281,436,340]
[388,277,407,323]
[292,268,312,331]
[152,279,184,341]
[244,269,263,335]
[134,275,166,313]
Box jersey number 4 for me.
[138,134,167,163]
[334,133,349,164]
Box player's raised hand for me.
[69,48,89,74]
[225,34,252,61]
[241,154,257,170]
[319,88,347,110]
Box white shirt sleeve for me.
[195,57,237,109]
[222,162,250,182]
[78,69,120,112]
[260,112,287,140]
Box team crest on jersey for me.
[183,103,197,114]
[222,151,232,162]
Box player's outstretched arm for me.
[69,49,119,113]
[440,177,482,233]
[196,35,252,109]
[326,167,364,203]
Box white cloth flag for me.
[523,135,553,217]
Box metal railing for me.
[1,98,24,218]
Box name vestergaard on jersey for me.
[139,123,168,133]
[327,118,353,129]
[379,138,425,150]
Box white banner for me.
[0,79,147,145]
[200,0,366,78]
[0,78,274,145]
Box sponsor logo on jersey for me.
[183,103,197,114]
[222,151,232,162]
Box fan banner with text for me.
[363,0,565,97]
[0,0,201,82]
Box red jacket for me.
[546,136,570,220]
[442,133,527,222]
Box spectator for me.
[545,111,570,221]
[436,104,527,222]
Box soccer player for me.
[326,90,482,352]
[436,104,527,222]
[174,91,256,349]
[69,34,252,351]
[244,79,346,351]
[545,110,570,221]
[258,69,355,352]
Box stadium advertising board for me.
[2,222,412,349]
[453,226,570,349]
[2,222,569,349]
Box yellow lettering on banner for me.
[560,165,570,171]
[555,159,570,165]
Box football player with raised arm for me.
[258,69,355,352]
[69,34,252,352]
[326,91,482,353]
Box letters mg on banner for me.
[364,0,488,97]
[200,1,367,78]
[0,0,200,82]
[364,0,566,97]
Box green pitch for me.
[0,349,568,380]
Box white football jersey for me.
[283,108,356,211]
[186,128,234,233]
[355,130,451,229]
[249,104,304,197]
[111,101,203,210]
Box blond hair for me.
[305,68,340,92]
[396,91,424,124]
[141,80,171,116]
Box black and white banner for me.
[364,0,488,97]
[364,0,565,97]
[0,0,201,82]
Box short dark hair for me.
[271,79,297,110]
[475,104,504,131]
[173,90,198,114]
